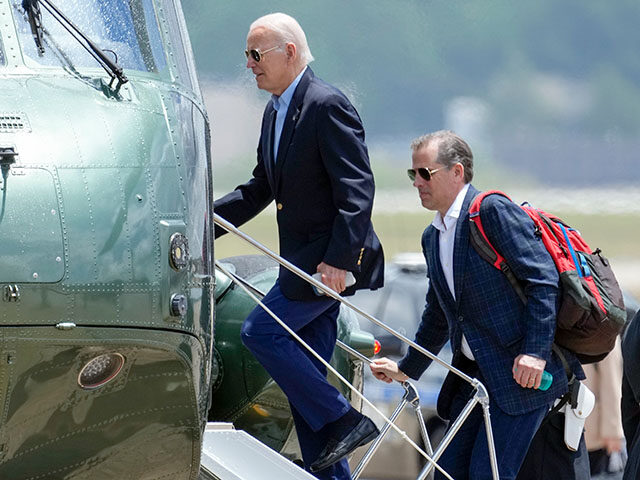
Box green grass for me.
[214,209,640,297]
[215,210,640,258]
[374,211,640,259]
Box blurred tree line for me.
[183,0,640,185]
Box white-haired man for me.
[214,13,384,480]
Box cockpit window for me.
[158,0,195,89]
[0,33,5,66]
[12,0,167,74]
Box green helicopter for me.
[0,0,375,478]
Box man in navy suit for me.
[214,13,384,480]
[371,130,582,479]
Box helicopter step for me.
[199,423,315,480]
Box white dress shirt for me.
[432,183,475,360]
[271,66,307,160]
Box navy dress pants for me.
[241,281,351,480]
[435,367,550,480]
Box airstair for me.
[199,423,316,479]
[204,214,500,480]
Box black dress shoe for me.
[310,416,379,472]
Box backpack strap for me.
[470,192,579,382]
[469,190,527,304]
[539,393,570,429]
[552,343,577,384]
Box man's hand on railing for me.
[370,357,410,383]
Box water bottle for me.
[515,368,553,391]
[538,370,553,391]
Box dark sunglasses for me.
[407,166,445,182]
[244,45,280,62]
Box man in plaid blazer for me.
[371,130,583,479]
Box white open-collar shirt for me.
[432,183,475,360]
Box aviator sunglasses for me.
[407,166,446,182]
[245,45,280,62]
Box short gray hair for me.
[250,13,314,66]
[410,130,474,183]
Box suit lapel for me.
[274,68,313,192]
[263,105,277,190]
[453,185,480,308]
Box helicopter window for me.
[12,0,167,74]
[158,0,194,89]
[0,33,5,66]
[138,0,167,73]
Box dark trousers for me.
[241,281,350,480]
[622,373,640,480]
[435,365,550,480]
[517,410,590,480]
[589,448,610,476]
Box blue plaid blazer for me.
[399,185,582,415]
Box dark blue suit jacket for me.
[215,68,384,300]
[622,310,640,480]
[399,185,583,415]
[623,310,640,403]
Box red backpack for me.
[469,190,627,364]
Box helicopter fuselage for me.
[0,1,213,478]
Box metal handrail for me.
[336,340,434,480]
[214,213,499,480]
[215,260,451,480]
